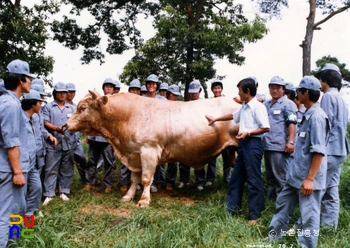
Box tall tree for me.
[0,0,59,81]
[255,0,350,76]
[120,1,268,100]
[312,55,350,82]
[51,0,152,65]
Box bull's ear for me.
[97,96,108,107]
[89,90,98,100]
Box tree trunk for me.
[184,41,194,101]
[300,0,316,76]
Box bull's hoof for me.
[137,199,150,208]
[121,195,133,202]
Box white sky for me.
[27,0,350,101]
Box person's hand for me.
[205,115,216,125]
[285,143,294,153]
[13,173,26,187]
[49,135,58,146]
[236,132,249,140]
[301,178,314,196]
[55,126,64,133]
[256,97,263,103]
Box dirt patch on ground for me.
[151,191,196,206]
[177,196,196,206]
[80,205,134,217]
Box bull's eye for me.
[79,106,87,111]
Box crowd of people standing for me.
[0,58,349,248]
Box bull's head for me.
[65,90,109,136]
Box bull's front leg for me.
[121,171,141,202]
[137,172,154,208]
[137,152,158,207]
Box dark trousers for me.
[178,163,205,186]
[179,163,190,183]
[166,162,178,186]
[120,164,131,186]
[152,164,165,186]
[74,144,88,184]
[206,148,231,183]
[226,137,265,220]
[86,140,116,188]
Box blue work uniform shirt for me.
[42,100,77,151]
[263,95,298,151]
[320,88,349,156]
[287,103,330,190]
[23,112,37,171]
[144,94,166,100]
[296,106,306,127]
[0,91,29,172]
[32,112,50,158]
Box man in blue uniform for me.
[316,63,350,230]
[268,76,330,248]
[21,90,47,216]
[164,84,182,191]
[66,82,88,185]
[84,78,116,193]
[206,80,232,185]
[42,82,77,204]
[144,74,166,193]
[0,59,33,247]
[178,80,206,191]
[263,76,297,201]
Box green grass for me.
[13,140,350,248]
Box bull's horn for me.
[89,90,98,99]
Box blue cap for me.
[66,82,76,91]
[32,78,45,86]
[248,76,258,85]
[31,84,47,96]
[269,75,285,86]
[146,74,159,83]
[140,85,147,92]
[114,79,121,88]
[211,80,223,89]
[188,80,201,93]
[102,78,115,89]
[285,82,295,91]
[7,59,36,78]
[54,82,68,92]
[159,82,168,90]
[297,76,321,91]
[167,84,181,96]
[314,63,342,78]
[23,90,46,102]
[129,79,141,89]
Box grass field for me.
[13,132,350,248]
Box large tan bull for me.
[66,91,240,207]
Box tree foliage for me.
[0,0,59,82]
[312,55,350,82]
[51,0,156,65]
[255,0,350,76]
[120,0,268,99]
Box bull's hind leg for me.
[121,171,141,202]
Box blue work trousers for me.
[226,137,265,220]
